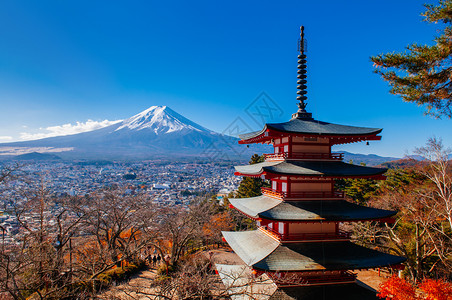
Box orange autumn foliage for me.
[419,279,452,300]
[119,227,141,239]
[378,276,452,300]
[378,275,416,300]
[202,212,234,239]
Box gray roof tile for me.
[229,196,396,221]
[239,118,382,140]
[234,160,386,177]
[223,230,405,272]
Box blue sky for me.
[0,0,450,157]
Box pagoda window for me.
[272,181,277,190]
[282,182,287,192]
[278,222,285,235]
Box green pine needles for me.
[371,0,452,118]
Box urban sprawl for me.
[0,161,240,245]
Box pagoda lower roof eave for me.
[234,160,387,179]
[228,196,397,222]
[222,230,406,272]
[215,264,380,299]
[234,172,386,180]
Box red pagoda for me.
[220,27,405,299]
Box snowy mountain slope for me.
[0,106,268,160]
[116,106,211,134]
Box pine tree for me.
[236,154,266,198]
[371,0,452,118]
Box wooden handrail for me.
[262,226,351,241]
[261,187,344,199]
[264,152,343,161]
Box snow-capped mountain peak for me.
[115,105,211,134]
[0,104,268,160]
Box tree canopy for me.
[371,0,452,118]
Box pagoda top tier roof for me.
[222,230,405,272]
[234,160,386,179]
[238,118,382,145]
[229,196,396,222]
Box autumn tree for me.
[378,275,416,300]
[156,200,214,266]
[202,211,234,245]
[371,0,452,118]
[378,275,452,300]
[412,137,452,276]
[353,138,451,282]
[0,177,87,299]
[346,167,433,282]
[70,188,158,282]
[418,278,452,300]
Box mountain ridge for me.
[0,106,267,160]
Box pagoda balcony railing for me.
[261,187,344,199]
[262,226,351,242]
[264,152,343,161]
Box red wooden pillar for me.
[284,222,289,239]
[288,136,292,158]
[287,177,291,198]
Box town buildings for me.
[0,160,239,245]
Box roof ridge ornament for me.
[292,25,314,120]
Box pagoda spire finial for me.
[292,25,313,120]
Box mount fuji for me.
[0,106,265,161]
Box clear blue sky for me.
[0,0,450,157]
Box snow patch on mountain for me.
[115,106,211,134]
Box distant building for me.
[152,183,170,190]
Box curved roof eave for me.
[223,230,406,272]
[238,119,382,143]
[229,196,397,222]
[253,240,406,271]
[234,161,387,177]
[257,200,397,221]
